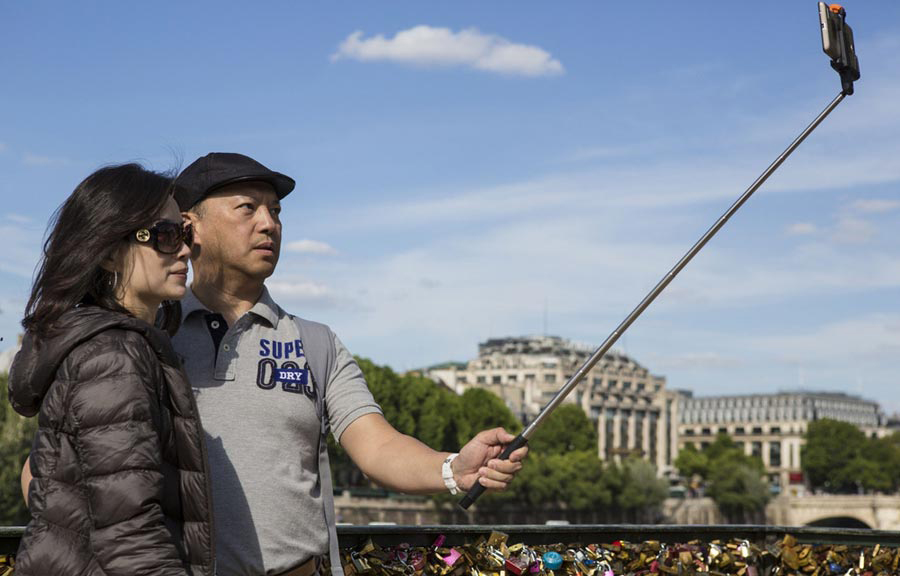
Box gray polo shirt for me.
[172,287,381,576]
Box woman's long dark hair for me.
[23,163,182,341]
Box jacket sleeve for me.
[64,332,187,576]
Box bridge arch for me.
[805,516,871,529]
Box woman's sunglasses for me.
[134,220,193,254]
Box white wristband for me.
[442,453,459,495]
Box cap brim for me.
[207,172,295,199]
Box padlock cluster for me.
[0,554,12,576]
[333,532,900,576]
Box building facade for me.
[428,336,679,474]
[678,391,887,492]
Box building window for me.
[458,376,467,384]
[476,376,486,384]
[718,427,727,435]
[701,427,711,435]
[649,411,659,464]
[634,411,644,453]
[769,441,781,467]
[622,381,632,390]
[508,374,518,382]
[770,426,780,434]
[735,427,745,435]
[544,374,556,384]
[492,376,501,384]
[751,441,762,459]
[525,373,535,381]
[752,426,763,435]
[605,409,616,461]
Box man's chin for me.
[249,262,278,280]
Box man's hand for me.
[452,428,528,492]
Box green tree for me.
[528,403,597,455]
[802,419,867,493]
[456,388,521,441]
[707,459,770,523]
[0,373,37,524]
[674,443,709,479]
[859,436,900,493]
[617,457,668,513]
[677,433,769,522]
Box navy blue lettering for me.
[284,341,294,358]
[256,358,277,389]
[259,339,270,357]
[272,341,283,359]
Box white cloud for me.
[332,26,563,77]
[3,214,32,224]
[267,280,334,304]
[285,239,337,255]
[832,216,877,244]
[652,352,745,371]
[23,153,73,167]
[786,222,817,236]
[852,199,900,214]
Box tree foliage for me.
[676,433,769,521]
[528,403,597,455]
[0,373,37,525]
[803,419,900,494]
[674,443,708,479]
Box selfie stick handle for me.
[459,91,847,510]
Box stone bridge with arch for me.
[766,494,900,530]
[664,494,900,530]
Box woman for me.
[7,164,214,576]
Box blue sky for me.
[2,2,899,412]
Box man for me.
[172,153,528,576]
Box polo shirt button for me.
[223,344,231,351]
[210,320,220,329]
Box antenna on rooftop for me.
[542,296,548,336]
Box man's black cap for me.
[174,152,296,211]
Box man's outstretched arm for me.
[339,413,528,495]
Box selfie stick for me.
[459,5,859,510]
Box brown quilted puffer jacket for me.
[7,305,215,576]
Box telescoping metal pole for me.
[459,4,860,510]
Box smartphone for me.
[819,2,860,81]
[819,2,841,60]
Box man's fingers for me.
[487,458,523,473]
[507,446,529,462]
[478,477,512,490]
[478,466,513,482]
[476,427,517,446]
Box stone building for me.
[678,391,887,492]
[427,335,679,475]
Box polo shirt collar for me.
[181,285,280,328]
[249,286,280,328]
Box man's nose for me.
[257,207,277,232]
